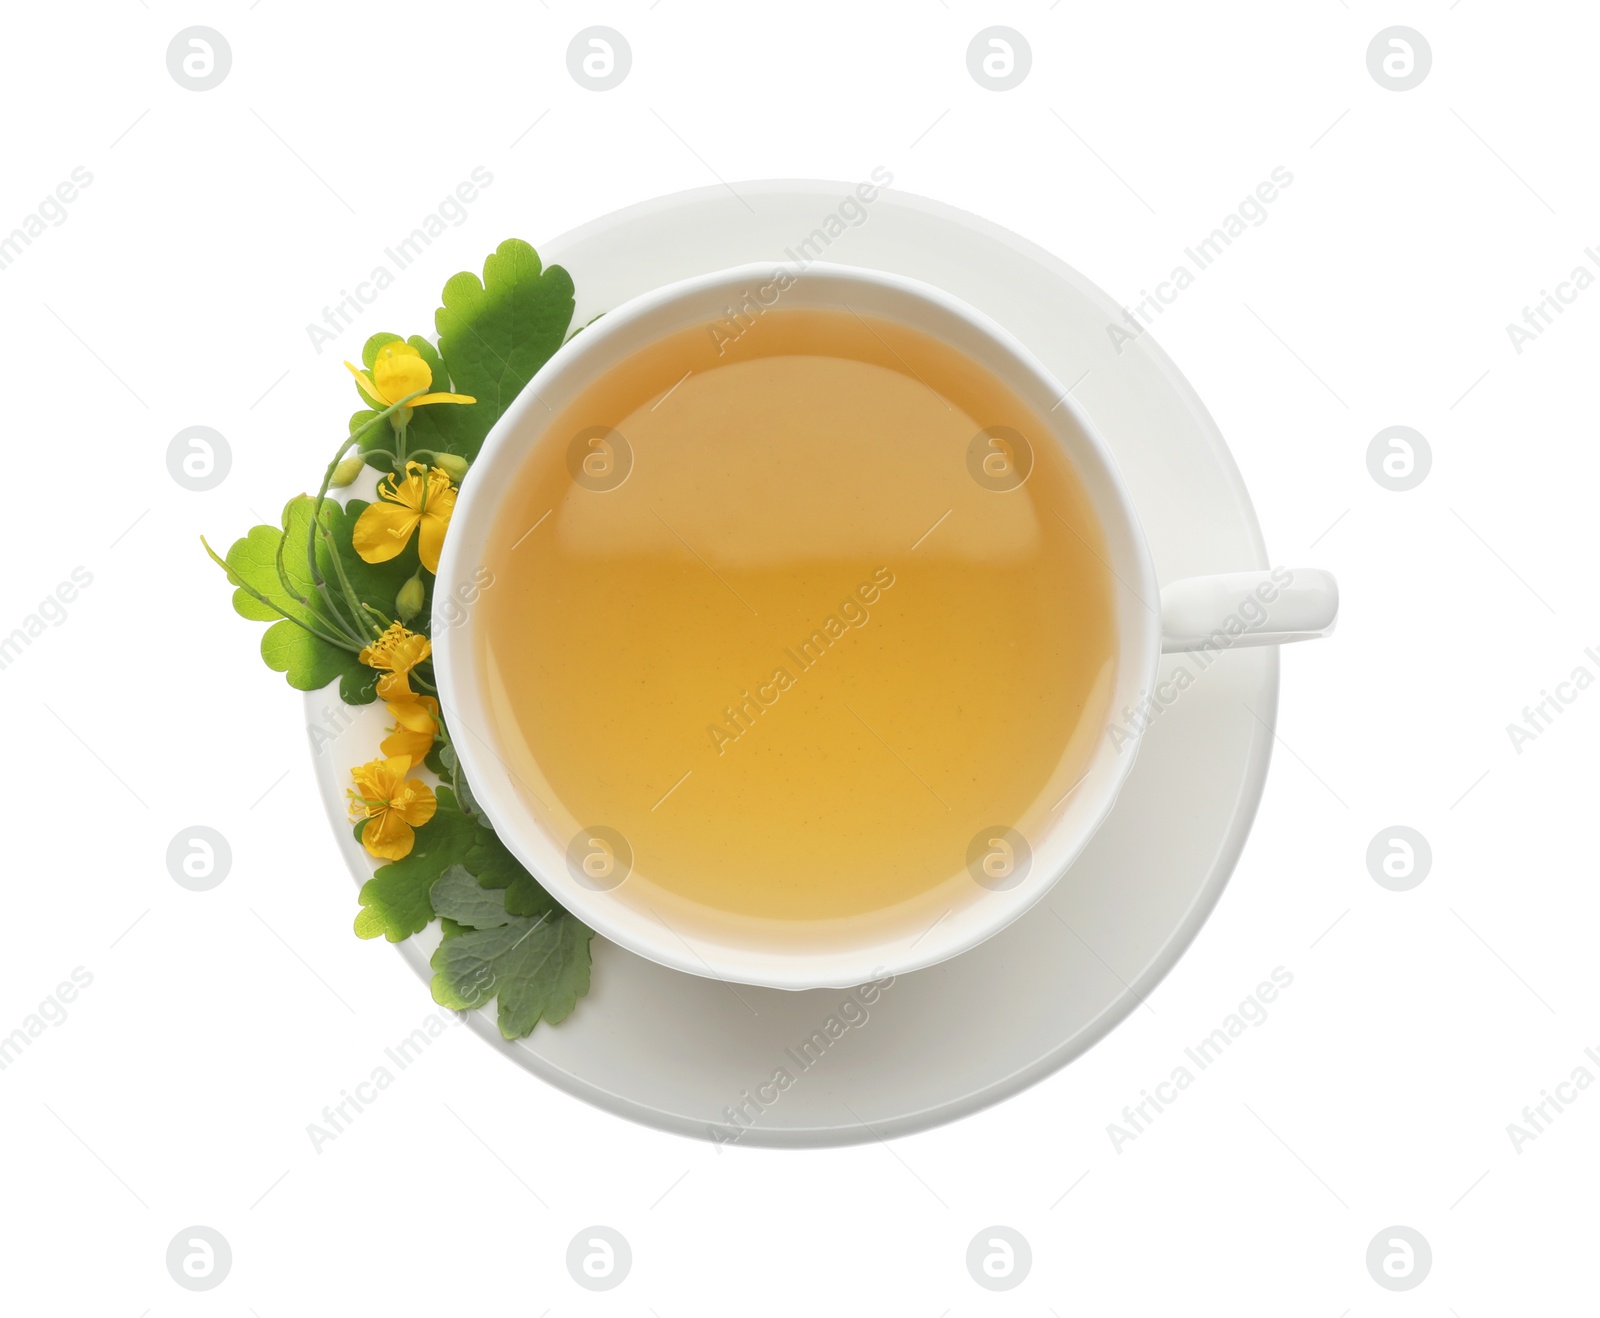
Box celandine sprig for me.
[202,238,594,1039]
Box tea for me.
[477,306,1116,948]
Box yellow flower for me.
[359,621,431,701]
[381,693,439,768]
[345,340,475,411]
[348,755,437,860]
[353,461,456,573]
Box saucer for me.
[308,181,1277,1147]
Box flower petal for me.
[381,697,438,766]
[350,756,394,802]
[381,723,434,768]
[386,696,438,734]
[372,755,412,798]
[361,624,433,698]
[373,341,433,406]
[361,810,415,860]
[412,482,456,573]
[375,671,414,702]
[417,511,449,573]
[352,501,420,564]
[386,630,432,671]
[395,779,438,827]
[344,362,388,409]
[409,392,477,406]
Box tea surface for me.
[478,307,1116,944]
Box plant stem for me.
[307,389,428,591]
[317,518,380,642]
[200,537,360,652]
[360,602,396,632]
[305,389,428,634]
[275,521,367,646]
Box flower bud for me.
[433,452,469,484]
[395,574,426,623]
[329,455,367,488]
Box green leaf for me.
[225,529,292,623]
[339,664,380,705]
[426,864,508,929]
[429,867,592,1037]
[212,499,384,698]
[439,743,490,828]
[465,829,558,919]
[436,726,557,916]
[260,619,369,696]
[353,788,479,941]
[221,497,324,625]
[212,492,430,703]
[351,767,563,942]
[422,239,576,462]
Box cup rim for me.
[433,260,1161,990]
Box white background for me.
[4,1,1597,1312]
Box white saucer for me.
[308,182,1277,1147]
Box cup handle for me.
[1160,568,1339,654]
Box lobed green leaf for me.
[429,867,593,1037]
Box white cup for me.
[434,262,1338,990]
